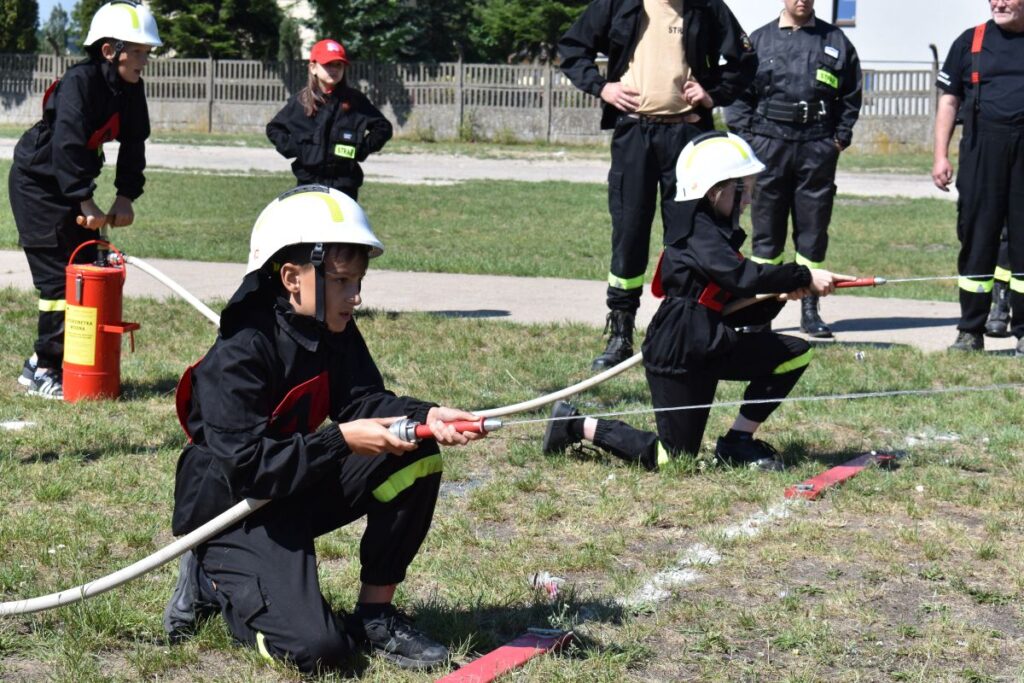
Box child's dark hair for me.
[298,69,344,118]
[268,242,370,291]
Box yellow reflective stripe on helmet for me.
[280,192,344,222]
[816,69,839,89]
[38,298,66,312]
[1010,277,1024,294]
[684,137,752,171]
[656,442,671,466]
[750,254,784,265]
[372,454,443,503]
[795,254,823,269]
[994,266,1011,283]
[255,632,273,662]
[773,349,813,375]
[114,3,141,29]
[608,273,645,290]
[959,277,993,293]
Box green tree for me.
[470,0,588,63]
[308,0,418,62]
[148,0,282,59]
[70,0,104,50]
[42,3,70,55]
[277,14,300,63]
[0,0,39,53]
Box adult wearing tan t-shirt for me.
[560,0,757,372]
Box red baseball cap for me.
[310,39,349,65]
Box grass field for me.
[0,286,1022,682]
[0,160,960,301]
[0,144,1020,682]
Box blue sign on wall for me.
[835,0,856,25]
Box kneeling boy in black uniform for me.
[163,186,481,673]
[544,133,850,471]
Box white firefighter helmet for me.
[674,131,766,202]
[84,1,163,48]
[247,185,384,274]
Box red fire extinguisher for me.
[62,240,140,402]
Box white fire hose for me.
[0,258,641,616]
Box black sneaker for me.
[362,606,449,670]
[26,368,63,400]
[163,551,218,643]
[17,355,37,387]
[542,400,582,454]
[948,331,983,352]
[715,434,785,472]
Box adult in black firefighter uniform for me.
[558,0,757,372]
[267,38,393,201]
[726,0,862,338]
[542,133,850,472]
[934,0,1024,354]
[162,187,483,673]
[7,0,160,399]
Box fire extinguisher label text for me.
[65,305,98,366]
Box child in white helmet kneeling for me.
[543,132,852,471]
[163,186,482,673]
[8,0,161,399]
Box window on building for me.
[834,0,856,26]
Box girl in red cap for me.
[267,39,392,200]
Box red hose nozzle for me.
[836,276,886,288]
[390,417,503,443]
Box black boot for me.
[542,400,583,454]
[163,551,219,643]
[985,281,1011,338]
[800,295,833,339]
[949,330,984,352]
[592,310,635,372]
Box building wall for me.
[724,0,990,67]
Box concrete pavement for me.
[0,250,1011,354]
[0,138,956,201]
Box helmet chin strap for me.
[310,242,326,325]
[730,179,744,229]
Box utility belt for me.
[624,111,702,125]
[670,283,733,313]
[758,99,829,124]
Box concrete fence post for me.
[206,57,215,133]
[456,58,465,138]
[544,61,553,143]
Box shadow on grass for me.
[417,595,631,665]
[121,377,182,399]
[830,316,960,332]
[428,309,511,319]
[16,436,185,465]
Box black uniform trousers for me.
[593,332,811,464]
[606,116,702,312]
[196,443,442,673]
[955,122,1024,336]
[10,163,98,369]
[748,135,840,267]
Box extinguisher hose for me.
[124,256,221,327]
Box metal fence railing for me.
[0,55,937,142]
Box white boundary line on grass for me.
[623,499,801,607]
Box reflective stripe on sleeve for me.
[773,349,813,375]
[959,277,993,294]
[38,298,66,312]
[372,453,443,503]
[607,272,645,291]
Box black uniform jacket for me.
[558,0,758,130]
[11,58,149,247]
[266,84,393,192]
[726,16,861,146]
[642,201,811,376]
[937,21,1024,129]
[171,284,433,536]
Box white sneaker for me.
[27,368,63,400]
[17,354,38,387]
